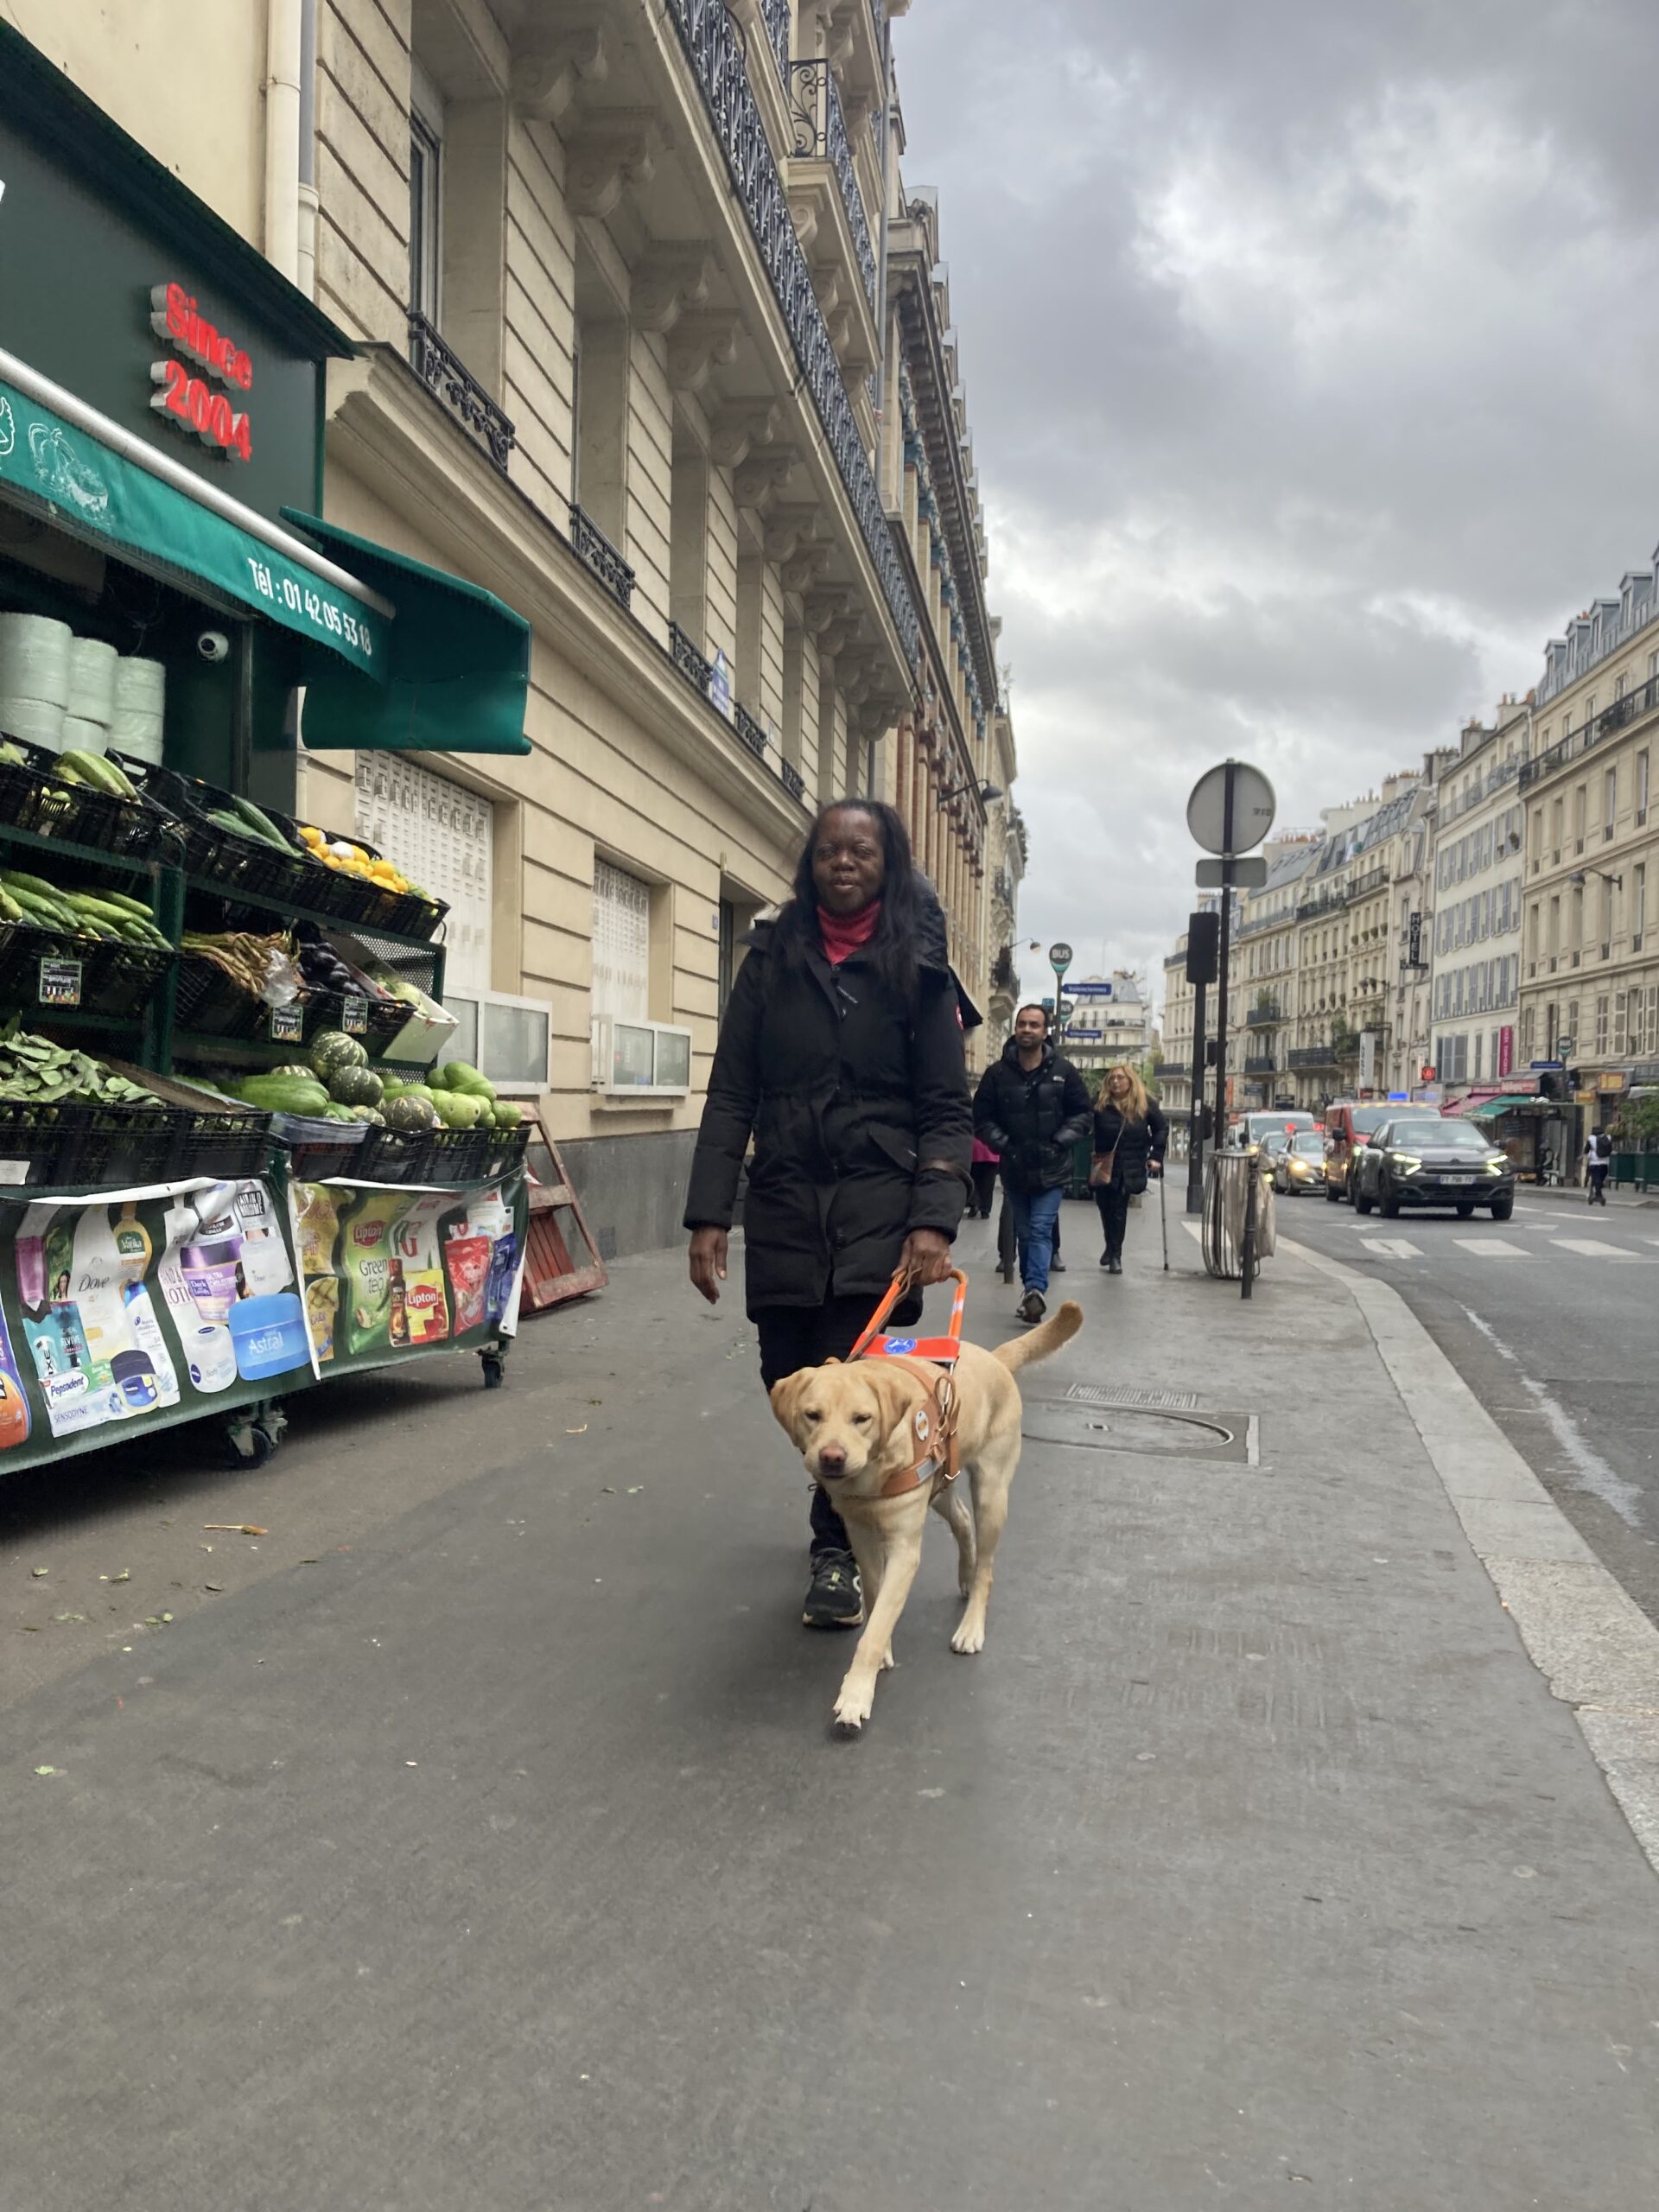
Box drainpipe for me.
[264,0,302,283]
[296,0,319,300]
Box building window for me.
[355,756,493,995]
[410,70,443,321]
[592,858,652,1026]
[1596,995,1609,1056]
[1605,766,1618,839]
[1635,862,1647,945]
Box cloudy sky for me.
[895,0,1659,1017]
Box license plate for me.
[1442,1174,1475,1186]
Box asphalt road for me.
[1273,1184,1659,1629]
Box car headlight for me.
[1389,1152,1422,1173]
[1484,1157,1507,1174]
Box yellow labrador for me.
[770,1300,1083,1735]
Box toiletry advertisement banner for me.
[287,1170,529,1378]
[0,1173,310,1465]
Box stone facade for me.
[4,0,1017,1251]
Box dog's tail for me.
[992,1299,1083,1374]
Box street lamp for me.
[935,779,1002,807]
[1570,867,1624,890]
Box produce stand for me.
[0,701,533,1473]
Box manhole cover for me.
[1065,1382,1200,1412]
[1021,1397,1258,1465]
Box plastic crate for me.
[301,821,449,943]
[168,1108,275,1179]
[0,734,185,861]
[0,921,173,1021]
[107,754,370,920]
[483,1122,531,1179]
[0,1100,259,1189]
[353,1122,492,1185]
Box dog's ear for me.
[860,1360,920,1446]
[768,1367,812,1434]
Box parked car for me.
[1353,1116,1516,1220]
[1324,1100,1441,1205]
[1236,1109,1319,1151]
[1273,1129,1327,1194]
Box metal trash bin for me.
[1202,1145,1276,1287]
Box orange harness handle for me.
[849,1266,968,1364]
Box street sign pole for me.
[1186,971,1208,1217]
[1213,769,1236,1160]
[1048,941,1072,1047]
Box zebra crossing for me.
[1355,1227,1656,1264]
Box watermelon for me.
[383,1092,438,1133]
[309,1028,367,1076]
[442,1059,495,1102]
[328,1064,385,1109]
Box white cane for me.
[1160,1165,1169,1271]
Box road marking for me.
[1549,1239,1645,1262]
[1453,1238,1529,1259]
[1360,1237,1421,1258]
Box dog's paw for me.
[950,1618,986,1656]
[879,1643,895,1673]
[832,1677,874,1733]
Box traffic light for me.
[1185,911,1219,985]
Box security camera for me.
[196,630,231,664]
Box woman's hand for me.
[688,1226,728,1305]
[899,1227,952,1287]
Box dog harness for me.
[848,1268,967,1499]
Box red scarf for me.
[817,899,881,967]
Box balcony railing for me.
[733,702,768,760]
[568,504,635,611]
[665,0,918,668]
[1243,1053,1277,1074]
[408,310,515,473]
[1521,671,1659,792]
[779,756,805,802]
[759,0,790,79]
[1288,1044,1339,1070]
[788,60,878,309]
[669,620,713,696]
[1245,1001,1281,1027]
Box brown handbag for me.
[1089,1148,1117,1189]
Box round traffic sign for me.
[1048,941,1073,970]
[1186,760,1276,856]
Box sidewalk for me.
[2,1207,1657,2209]
[1520,1180,1659,1210]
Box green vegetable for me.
[327,1064,384,1109]
[440,1060,496,1102]
[383,1092,438,1134]
[228,793,298,853]
[238,1074,332,1116]
[0,1019,157,1107]
[309,1029,368,1077]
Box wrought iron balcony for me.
[788,60,878,309]
[779,756,805,802]
[759,0,790,79]
[567,504,635,612]
[669,620,713,696]
[734,702,768,760]
[1245,1001,1281,1027]
[664,0,918,669]
[408,311,515,473]
[1288,1043,1339,1071]
[1243,1053,1277,1075]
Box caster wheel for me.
[227,1421,277,1467]
[480,1352,505,1389]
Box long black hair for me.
[772,798,925,1001]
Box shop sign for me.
[37,957,80,1007]
[267,1002,303,1044]
[1497,1076,1539,1094]
[1598,1070,1628,1092]
[1498,1025,1514,1077]
[149,283,254,462]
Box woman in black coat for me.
[1090,1063,1167,1274]
[684,800,973,1627]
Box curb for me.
[1278,1233,1659,1878]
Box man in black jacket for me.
[972,1004,1092,1323]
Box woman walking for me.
[969,1136,1001,1218]
[684,800,972,1628]
[1091,1064,1167,1274]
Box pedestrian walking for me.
[1090,1064,1168,1274]
[1586,1126,1612,1206]
[969,1135,1001,1219]
[683,799,973,1630]
[972,1003,1091,1324]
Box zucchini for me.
[228,793,296,851]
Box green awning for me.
[1465,1095,1542,1117]
[283,511,530,758]
[0,373,380,675]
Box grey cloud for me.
[893,0,1659,1016]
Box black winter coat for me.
[683,900,971,1315]
[972,1040,1093,1194]
[1092,1097,1169,1195]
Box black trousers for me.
[969,1160,998,1217]
[756,1289,921,1556]
[1094,1179,1131,1258]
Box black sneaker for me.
[1017,1288,1046,1325]
[803,1549,864,1629]
[1051,1255,1067,1272]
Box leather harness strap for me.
[849,1268,967,1499]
